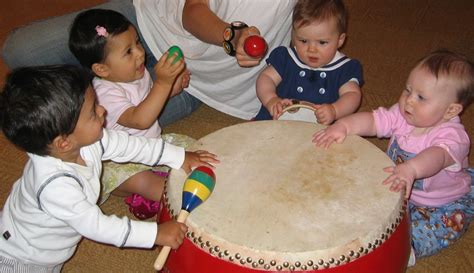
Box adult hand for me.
[235,26,263,67]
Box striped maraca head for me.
[182,166,216,212]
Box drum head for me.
[165,121,403,269]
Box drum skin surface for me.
[161,121,410,272]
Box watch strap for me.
[222,21,248,56]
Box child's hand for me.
[170,69,191,97]
[382,162,417,199]
[155,220,188,249]
[312,122,348,149]
[313,104,336,125]
[154,52,186,88]
[181,150,219,173]
[265,97,293,119]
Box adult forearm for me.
[182,0,227,46]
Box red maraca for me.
[244,35,267,58]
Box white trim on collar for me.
[287,48,351,71]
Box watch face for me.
[231,21,247,28]
[223,27,233,42]
[223,41,236,56]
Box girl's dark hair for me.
[0,65,92,155]
[69,9,133,69]
[293,0,347,33]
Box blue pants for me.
[410,168,474,257]
[1,0,201,126]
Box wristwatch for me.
[222,21,248,56]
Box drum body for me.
[160,121,410,272]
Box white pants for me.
[0,255,62,273]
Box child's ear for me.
[338,33,346,48]
[444,103,463,120]
[51,135,73,153]
[92,63,109,78]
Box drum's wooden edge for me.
[278,104,319,123]
[281,104,316,114]
[163,177,407,271]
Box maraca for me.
[167,45,183,64]
[154,166,216,271]
[244,35,267,58]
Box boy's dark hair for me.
[69,9,133,69]
[293,0,347,34]
[418,49,474,108]
[0,65,92,156]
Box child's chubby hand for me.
[181,150,219,174]
[155,220,188,249]
[153,51,186,87]
[382,162,417,199]
[170,69,191,97]
[313,104,336,125]
[312,122,348,149]
[266,97,293,120]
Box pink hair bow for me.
[95,25,109,37]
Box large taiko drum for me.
[160,121,410,273]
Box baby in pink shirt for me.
[313,50,474,262]
[374,104,470,207]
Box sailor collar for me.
[287,47,351,71]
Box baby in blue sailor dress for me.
[254,0,363,125]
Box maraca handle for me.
[154,210,190,271]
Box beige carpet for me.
[1,1,473,272]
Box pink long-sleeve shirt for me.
[374,104,471,207]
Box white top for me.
[0,129,184,266]
[134,0,295,119]
[93,70,161,137]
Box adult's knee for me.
[2,1,139,69]
[2,18,79,68]
[2,30,39,68]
